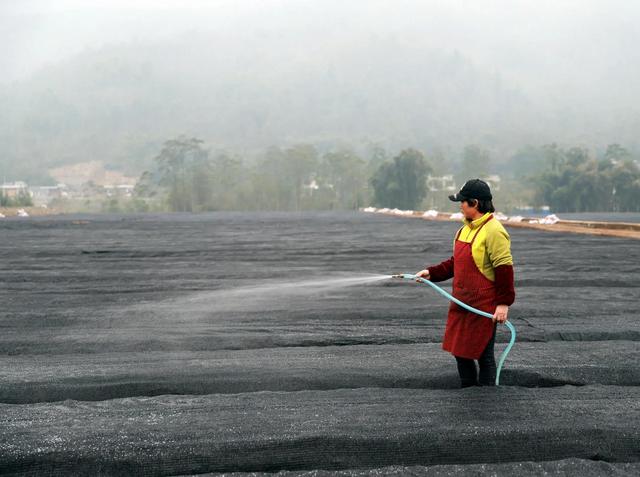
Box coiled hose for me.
[394,273,516,386]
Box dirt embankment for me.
[368,209,640,240]
[0,206,63,217]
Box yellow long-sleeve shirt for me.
[454,212,513,281]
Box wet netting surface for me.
[1,211,639,476]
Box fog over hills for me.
[2,0,639,182]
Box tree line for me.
[134,137,432,212]
[0,192,33,207]
[130,137,639,214]
[525,144,640,213]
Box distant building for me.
[30,184,69,206]
[0,181,29,199]
[426,175,456,192]
[104,184,135,198]
[425,175,501,194]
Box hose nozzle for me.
[392,273,416,280]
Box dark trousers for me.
[454,323,497,387]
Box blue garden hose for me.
[393,273,516,386]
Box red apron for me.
[442,215,497,359]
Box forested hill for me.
[1,28,638,183]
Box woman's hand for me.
[415,269,430,282]
[493,304,509,324]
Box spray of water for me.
[130,273,392,320]
[221,274,391,298]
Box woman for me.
[416,179,515,387]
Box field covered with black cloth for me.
[1,211,639,476]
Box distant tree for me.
[134,170,159,198]
[565,147,589,167]
[542,143,565,173]
[533,144,640,212]
[0,191,33,207]
[507,145,547,179]
[321,149,367,209]
[283,144,319,211]
[209,151,245,210]
[370,148,430,209]
[604,143,631,162]
[608,160,640,212]
[154,136,209,212]
[367,145,389,173]
[251,147,289,210]
[459,145,491,181]
[19,191,33,207]
[247,144,319,211]
[428,149,450,176]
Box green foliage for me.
[604,144,631,162]
[246,145,319,211]
[533,144,640,212]
[132,137,640,214]
[100,197,151,214]
[136,138,377,212]
[152,136,211,212]
[370,149,431,209]
[320,149,367,209]
[507,145,549,179]
[0,191,33,207]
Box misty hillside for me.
[1,27,639,182]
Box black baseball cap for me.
[448,179,492,202]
